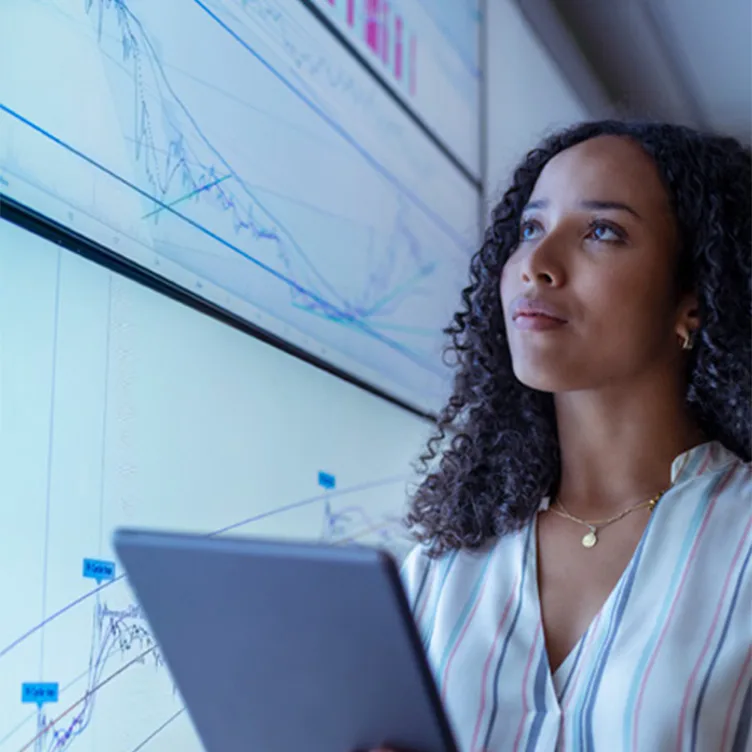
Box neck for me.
[553,368,705,516]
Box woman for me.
[393,121,750,751]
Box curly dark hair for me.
[407,119,751,556]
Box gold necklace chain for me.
[550,490,667,549]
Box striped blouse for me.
[401,441,752,751]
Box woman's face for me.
[500,135,695,393]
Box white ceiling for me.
[514,0,752,145]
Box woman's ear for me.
[675,292,701,349]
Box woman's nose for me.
[519,240,565,287]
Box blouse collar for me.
[537,441,741,512]
[670,440,740,485]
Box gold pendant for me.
[582,530,597,548]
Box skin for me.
[370,135,705,749]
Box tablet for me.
[113,528,458,752]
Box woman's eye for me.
[587,222,625,243]
[519,221,540,241]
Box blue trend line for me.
[293,302,435,336]
[192,0,468,247]
[142,174,230,219]
[294,301,395,340]
[0,104,440,373]
[113,2,355,312]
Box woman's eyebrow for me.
[523,198,642,219]
[580,199,642,219]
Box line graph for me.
[22,605,161,752]
[0,474,412,670]
[3,480,414,752]
[0,102,431,372]
[0,0,478,412]
[0,216,428,752]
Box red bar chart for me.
[325,0,417,96]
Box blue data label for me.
[82,558,115,584]
[21,682,59,707]
[318,471,336,490]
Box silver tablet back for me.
[113,529,458,752]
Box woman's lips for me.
[512,313,567,331]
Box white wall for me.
[484,0,589,209]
